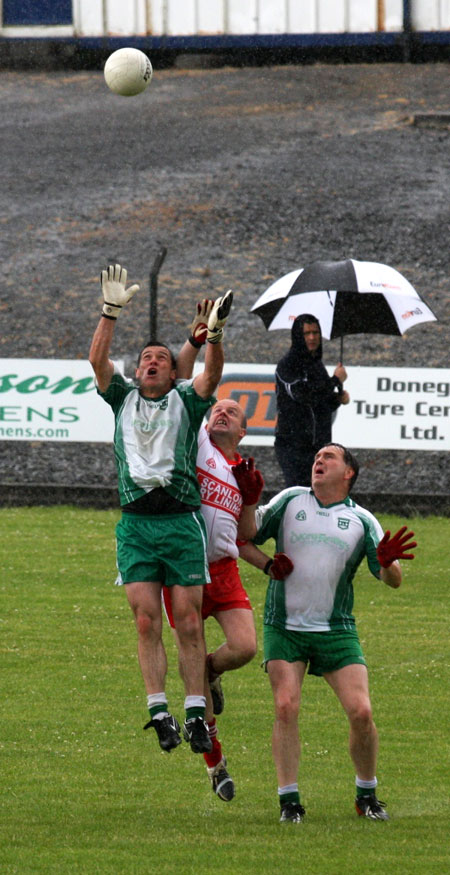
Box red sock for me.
[203,719,223,768]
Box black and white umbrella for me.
[251,258,437,357]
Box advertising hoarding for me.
[0,360,448,450]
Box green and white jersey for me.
[98,366,214,507]
[253,487,384,632]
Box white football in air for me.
[104,48,153,97]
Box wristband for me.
[207,329,223,344]
[188,335,202,349]
[102,302,122,319]
[101,313,117,321]
[264,559,273,575]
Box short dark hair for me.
[136,341,176,370]
[293,314,321,332]
[300,314,320,326]
[327,442,359,492]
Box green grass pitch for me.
[1,507,448,874]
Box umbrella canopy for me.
[251,259,437,354]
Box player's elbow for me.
[89,359,113,394]
[89,346,103,373]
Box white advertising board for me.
[328,366,450,451]
[0,359,123,443]
[214,364,450,451]
[0,360,448,450]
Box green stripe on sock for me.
[356,787,376,798]
[149,704,168,719]
[279,791,300,806]
[186,706,205,720]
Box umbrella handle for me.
[340,335,344,363]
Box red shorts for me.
[162,556,252,629]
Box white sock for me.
[184,695,206,710]
[147,693,168,717]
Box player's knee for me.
[174,609,202,641]
[275,691,299,724]
[228,625,257,664]
[228,634,257,665]
[349,699,373,731]
[240,639,257,664]
[135,611,158,639]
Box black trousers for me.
[274,439,315,489]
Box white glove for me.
[189,299,214,347]
[207,290,233,344]
[101,264,139,319]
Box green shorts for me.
[263,624,366,677]
[115,511,210,587]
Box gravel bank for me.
[0,62,448,514]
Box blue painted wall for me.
[3,0,72,26]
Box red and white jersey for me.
[196,427,243,562]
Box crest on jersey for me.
[337,517,350,530]
[207,457,216,468]
[146,396,169,410]
[295,510,307,521]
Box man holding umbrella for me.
[252,258,436,488]
[275,314,350,488]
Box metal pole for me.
[149,245,167,340]
[402,0,412,62]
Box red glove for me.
[232,457,264,505]
[265,553,294,580]
[376,526,417,568]
[189,299,213,347]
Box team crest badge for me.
[148,396,169,410]
[295,510,307,521]
[207,457,216,469]
[337,517,350,530]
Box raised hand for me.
[189,299,214,346]
[101,264,139,319]
[207,290,233,344]
[376,526,417,568]
[232,457,264,505]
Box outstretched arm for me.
[193,291,233,399]
[89,263,139,393]
[176,339,198,380]
[193,340,224,399]
[233,457,265,540]
[89,316,115,393]
[177,299,214,379]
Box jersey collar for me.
[208,431,242,465]
[312,491,353,510]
